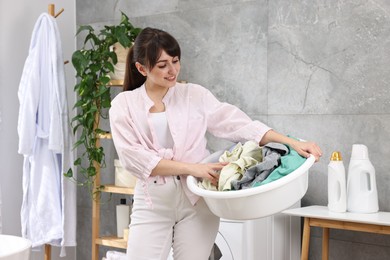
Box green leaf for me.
[105,62,115,73]
[90,64,101,73]
[71,114,83,123]
[87,166,96,177]
[74,158,82,166]
[72,50,89,74]
[108,51,118,64]
[76,25,94,36]
[101,92,112,108]
[73,139,85,148]
[118,35,131,48]
[132,28,142,38]
[72,123,82,135]
[73,99,86,109]
[100,75,111,85]
[64,168,73,178]
[120,12,130,25]
[88,33,102,46]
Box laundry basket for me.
[187,150,315,220]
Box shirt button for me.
[176,176,180,180]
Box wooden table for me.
[282,205,390,260]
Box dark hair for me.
[123,27,181,91]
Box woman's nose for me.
[168,63,178,74]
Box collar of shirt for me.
[139,84,175,112]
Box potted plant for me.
[65,12,141,197]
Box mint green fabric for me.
[253,145,306,187]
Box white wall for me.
[0,1,76,259]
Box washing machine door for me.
[213,232,234,260]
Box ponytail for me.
[123,46,146,91]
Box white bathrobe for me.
[17,13,76,250]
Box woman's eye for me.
[173,59,179,63]
[158,64,166,68]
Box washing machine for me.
[168,207,301,260]
[213,219,245,260]
[213,204,301,260]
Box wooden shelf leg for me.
[322,227,329,260]
[92,124,102,260]
[44,244,51,260]
[301,217,311,260]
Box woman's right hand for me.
[187,162,227,186]
[151,159,227,185]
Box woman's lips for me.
[165,75,176,81]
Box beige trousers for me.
[126,176,220,260]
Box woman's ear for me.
[135,62,147,76]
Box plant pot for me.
[109,42,130,80]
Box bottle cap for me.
[120,198,126,205]
[350,144,369,160]
[330,151,342,161]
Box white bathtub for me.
[0,235,32,260]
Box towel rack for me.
[48,4,64,18]
[44,5,64,260]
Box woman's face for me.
[139,50,181,90]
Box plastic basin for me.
[187,151,315,220]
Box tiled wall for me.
[76,0,390,259]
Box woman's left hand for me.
[260,130,322,162]
[290,140,322,162]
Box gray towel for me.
[231,142,289,190]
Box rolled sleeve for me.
[109,94,161,182]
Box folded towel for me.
[103,250,127,260]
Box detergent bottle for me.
[116,198,130,237]
[328,151,347,213]
[347,144,378,213]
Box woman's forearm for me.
[150,159,191,177]
[259,129,298,146]
[260,129,322,161]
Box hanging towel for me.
[0,184,2,234]
[17,13,76,252]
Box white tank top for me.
[150,112,174,148]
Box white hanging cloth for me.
[17,12,76,251]
[0,183,2,234]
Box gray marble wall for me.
[76,0,390,259]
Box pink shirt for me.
[109,82,271,206]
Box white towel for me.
[103,250,127,260]
[0,184,2,234]
[17,12,76,253]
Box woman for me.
[109,27,322,260]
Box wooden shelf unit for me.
[96,236,127,249]
[92,80,132,260]
[101,184,135,195]
[108,79,124,86]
